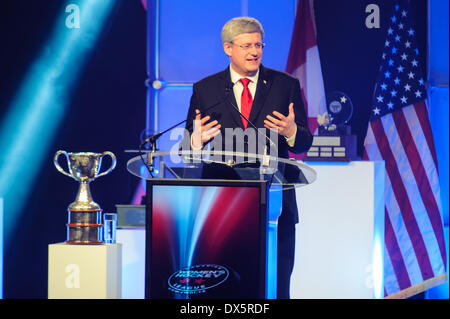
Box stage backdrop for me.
[146,0,427,158]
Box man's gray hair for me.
[221,17,264,44]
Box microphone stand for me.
[138,87,233,177]
[138,119,186,177]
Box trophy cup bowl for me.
[54,151,116,244]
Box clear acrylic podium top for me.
[125,150,316,189]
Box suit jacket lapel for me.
[222,67,245,129]
[249,65,271,126]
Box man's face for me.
[224,32,263,77]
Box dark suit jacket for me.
[184,65,313,223]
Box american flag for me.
[363,0,447,298]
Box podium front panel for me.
[145,179,267,299]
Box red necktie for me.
[239,78,253,129]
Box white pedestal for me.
[48,243,122,299]
[292,161,385,299]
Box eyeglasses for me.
[230,42,266,51]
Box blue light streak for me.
[0,0,116,245]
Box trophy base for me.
[66,210,103,245]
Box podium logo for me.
[168,264,229,295]
[65,264,80,288]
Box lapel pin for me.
[263,80,267,85]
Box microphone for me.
[140,83,234,147]
[138,84,235,177]
[185,82,235,133]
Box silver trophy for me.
[54,151,116,244]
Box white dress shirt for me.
[229,65,259,112]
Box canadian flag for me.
[286,0,327,136]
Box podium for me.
[126,150,316,299]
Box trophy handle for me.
[96,151,117,178]
[54,150,73,178]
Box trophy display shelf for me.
[125,150,317,188]
[54,150,116,245]
[304,125,358,161]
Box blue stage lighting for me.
[0,0,116,246]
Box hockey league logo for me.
[168,264,229,295]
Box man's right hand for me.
[191,109,222,149]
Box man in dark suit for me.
[184,17,312,299]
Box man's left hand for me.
[264,102,297,138]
